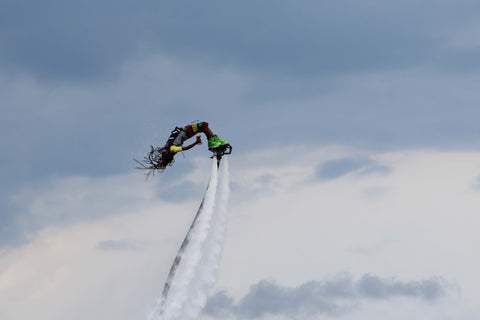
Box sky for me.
[1,1,480,319]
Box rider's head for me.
[158,148,175,169]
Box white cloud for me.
[1,147,479,320]
[219,148,480,315]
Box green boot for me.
[208,135,228,149]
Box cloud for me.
[0,1,148,81]
[203,291,236,318]
[315,158,391,180]
[0,146,214,247]
[1,148,480,320]
[358,164,392,176]
[0,197,194,320]
[96,240,141,251]
[357,274,446,301]
[436,47,480,73]
[2,173,165,247]
[157,179,204,203]
[471,175,480,191]
[2,0,479,82]
[204,274,450,319]
[316,158,372,179]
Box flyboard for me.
[209,143,232,167]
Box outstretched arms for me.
[181,136,202,151]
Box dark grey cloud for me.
[1,0,478,81]
[435,47,480,74]
[3,0,480,249]
[315,158,391,180]
[204,274,450,319]
[1,0,478,193]
[356,274,446,301]
[1,1,148,81]
[203,291,236,318]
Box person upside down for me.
[136,122,229,174]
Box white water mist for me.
[148,156,229,320]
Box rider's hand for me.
[196,136,202,144]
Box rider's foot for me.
[208,135,228,149]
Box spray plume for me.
[148,156,230,320]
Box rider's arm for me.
[170,136,202,153]
[181,141,197,151]
[169,145,183,153]
[182,136,202,151]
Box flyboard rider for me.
[136,121,230,174]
